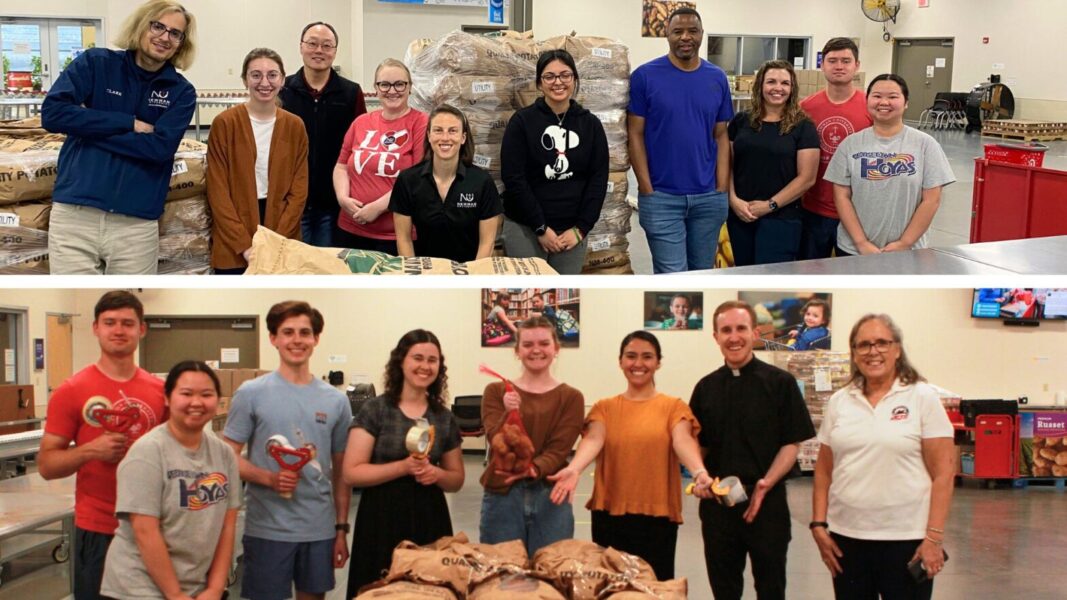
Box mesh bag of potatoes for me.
[532,539,658,600]
[380,533,529,598]
[490,407,536,476]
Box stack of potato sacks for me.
[0,116,210,274]
[356,533,687,599]
[405,31,634,274]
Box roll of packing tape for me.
[405,419,435,458]
[82,396,113,427]
[266,434,292,449]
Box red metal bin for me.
[970,159,1067,242]
[984,142,1047,168]
[974,414,1016,478]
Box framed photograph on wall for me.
[642,0,696,37]
[738,291,832,351]
[643,291,703,331]
[481,289,580,348]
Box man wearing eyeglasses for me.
[279,22,367,247]
[689,300,816,600]
[41,0,197,275]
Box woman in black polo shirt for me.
[390,104,503,262]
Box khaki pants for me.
[48,203,159,275]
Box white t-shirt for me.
[250,115,276,200]
[817,379,953,540]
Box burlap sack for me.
[601,578,688,599]
[582,247,631,271]
[412,74,516,113]
[0,149,61,205]
[1,201,51,231]
[532,540,656,600]
[514,89,541,109]
[468,111,514,146]
[574,79,629,111]
[588,205,631,236]
[158,230,210,262]
[538,36,630,80]
[156,256,211,275]
[472,144,502,177]
[606,172,629,205]
[246,226,557,275]
[357,580,459,599]
[385,533,529,597]
[168,140,208,201]
[0,225,49,274]
[469,574,565,599]
[607,139,630,173]
[407,31,535,77]
[592,109,626,137]
[159,195,211,235]
[0,116,57,138]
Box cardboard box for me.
[216,396,232,416]
[231,369,259,394]
[215,369,235,398]
[211,414,227,433]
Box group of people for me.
[37,0,957,275]
[41,289,954,600]
[632,8,956,272]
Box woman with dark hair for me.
[342,329,464,596]
[727,59,820,266]
[500,49,609,274]
[480,317,584,555]
[207,47,309,274]
[101,361,240,599]
[547,331,710,579]
[811,314,955,599]
[390,104,503,262]
[333,58,428,255]
[826,74,955,256]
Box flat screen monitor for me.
[972,288,1067,320]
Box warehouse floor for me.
[5,453,1066,598]
[624,131,1067,275]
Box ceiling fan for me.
[862,0,901,42]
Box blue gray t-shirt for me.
[224,371,352,542]
[629,56,734,195]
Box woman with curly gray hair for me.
[341,329,464,595]
[811,314,955,599]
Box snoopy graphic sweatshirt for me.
[500,97,609,236]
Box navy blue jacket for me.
[42,48,196,220]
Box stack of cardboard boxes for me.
[796,69,866,99]
[771,350,851,471]
[211,368,272,432]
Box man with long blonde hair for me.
[42,0,197,275]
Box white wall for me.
[0,288,79,414]
[533,0,1067,120]
[2,287,1058,413]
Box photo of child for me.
[643,292,704,331]
[738,291,833,351]
[481,289,581,347]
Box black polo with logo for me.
[389,159,503,262]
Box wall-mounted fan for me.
[862,0,901,41]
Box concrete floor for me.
[5,453,1067,599]
[625,130,1067,275]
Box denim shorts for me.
[240,535,335,600]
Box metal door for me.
[45,313,73,396]
[891,38,954,122]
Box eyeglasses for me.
[149,21,185,43]
[540,72,575,84]
[248,71,283,83]
[852,339,896,354]
[375,80,409,93]
[301,40,337,52]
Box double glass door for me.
[1,18,101,92]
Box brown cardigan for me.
[206,104,308,269]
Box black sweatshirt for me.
[500,97,609,236]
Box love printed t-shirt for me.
[336,109,428,240]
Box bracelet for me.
[809,521,829,530]
[927,526,945,534]
[924,536,943,546]
[691,468,708,479]
[572,227,583,242]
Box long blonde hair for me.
[114,0,197,70]
[748,59,808,134]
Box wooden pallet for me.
[981,130,1066,142]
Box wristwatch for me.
[534,224,548,236]
[335,523,350,534]
[768,200,779,212]
[809,521,829,530]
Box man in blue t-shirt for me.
[224,301,352,600]
[628,7,734,273]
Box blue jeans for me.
[479,480,574,556]
[799,208,839,260]
[638,190,728,273]
[301,205,337,247]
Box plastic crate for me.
[984,142,1047,168]
[961,453,975,475]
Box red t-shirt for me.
[336,109,428,240]
[800,89,873,218]
[44,365,166,534]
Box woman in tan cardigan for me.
[207,48,308,273]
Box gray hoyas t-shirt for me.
[824,126,955,254]
[223,371,351,542]
[101,425,241,599]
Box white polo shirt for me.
[817,379,953,540]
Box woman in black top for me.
[391,104,502,262]
[500,49,609,274]
[342,329,464,596]
[727,59,820,266]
